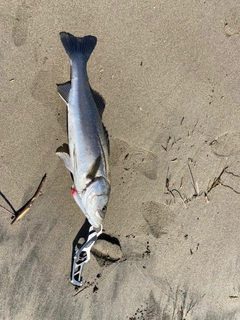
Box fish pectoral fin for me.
[102,124,110,154]
[57,82,71,104]
[86,155,101,180]
[56,151,73,172]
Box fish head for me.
[81,177,110,228]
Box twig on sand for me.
[73,281,95,296]
[187,158,199,197]
[165,167,186,206]
[206,166,240,199]
[207,166,228,194]
[0,203,14,215]
[0,174,47,224]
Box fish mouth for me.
[96,209,104,220]
[89,216,101,228]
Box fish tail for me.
[59,32,97,62]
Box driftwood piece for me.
[0,174,47,224]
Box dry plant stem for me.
[73,281,95,296]
[225,169,240,178]
[0,191,16,214]
[0,203,14,215]
[10,174,47,224]
[165,169,186,205]
[207,166,228,194]
[188,160,198,196]
[220,182,240,195]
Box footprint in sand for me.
[210,132,240,157]
[110,137,158,180]
[141,201,173,238]
[224,8,240,36]
[12,3,31,47]
[31,70,54,106]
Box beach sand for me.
[1,1,240,319]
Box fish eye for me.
[102,206,107,213]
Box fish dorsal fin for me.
[91,89,109,153]
[57,82,71,104]
[102,124,110,154]
[86,155,101,180]
[91,89,105,119]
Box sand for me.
[1,1,240,319]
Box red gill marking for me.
[71,187,77,196]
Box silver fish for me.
[56,32,110,228]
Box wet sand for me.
[1,1,240,319]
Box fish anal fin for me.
[57,82,71,104]
[56,151,73,173]
[86,155,101,180]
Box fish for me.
[56,32,110,228]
